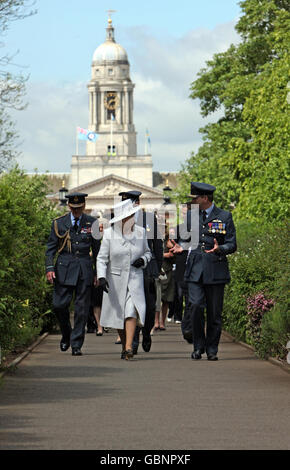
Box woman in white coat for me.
[97,199,152,360]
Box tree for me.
[0,0,36,171]
[178,0,290,220]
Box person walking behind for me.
[45,193,100,356]
[92,217,109,336]
[152,275,162,332]
[171,182,237,361]
[171,202,193,343]
[118,191,163,355]
[159,236,175,330]
[97,199,152,360]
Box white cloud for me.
[14,81,88,172]
[13,20,240,174]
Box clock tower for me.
[86,17,137,157]
[68,16,161,211]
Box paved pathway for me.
[0,325,289,450]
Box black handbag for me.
[145,253,160,280]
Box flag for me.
[146,128,151,145]
[77,127,98,142]
[87,131,98,142]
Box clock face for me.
[104,91,119,110]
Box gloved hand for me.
[158,269,167,281]
[98,277,109,293]
[132,258,144,268]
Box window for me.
[108,68,113,76]
[107,109,116,120]
[107,145,116,156]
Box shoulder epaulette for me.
[53,214,67,221]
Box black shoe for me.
[72,348,82,356]
[142,334,152,352]
[124,349,134,361]
[87,328,95,333]
[132,344,138,355]
[191,349,204,360]
[207,353,218,361]
[183,331,193,344]
[60,341,70,352]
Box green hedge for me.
[223,220,290,360]
[0,167,58,363]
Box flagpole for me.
[145,128,148,155]
[76,127,79,156]
[110,114,113,156]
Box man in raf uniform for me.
[45,192,100,356]
[171,182,237,361]
[118,190,163,355]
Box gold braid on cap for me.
[54,219,72,254]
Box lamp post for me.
[59,180,68,206]
[163,179,172,205]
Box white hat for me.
[109,199,141,224]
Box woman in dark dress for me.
[92,217,108,336]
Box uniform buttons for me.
[76,251,80,254]
[202,234,205,237]
[75,241,79,245]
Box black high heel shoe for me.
[124,349,134,360]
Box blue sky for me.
[4,0,242,173]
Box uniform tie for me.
[74,217,79,232]
[202,210,207,222]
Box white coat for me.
[97,223,152,329]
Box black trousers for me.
[53,277,92,349]
[180,281,193,335]
[174,280,190,322]
[187,281,225,355]
[87,305,97,330]
[133,276,156,346]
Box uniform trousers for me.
[174,280,189,322]
[187,281,225,355]
[133,276,156,347]
[177,281,193,334]
[53,275,92,349]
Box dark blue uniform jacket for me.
[135,210,163,279]
[184,205,237,285]
[45,213,100,286]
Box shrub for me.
[0,296,41,352]
[0,167,59,363]
[223,219,290,360]
[246,291,275,346]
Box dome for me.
[93,41,128,63]
[92,19,129,64]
